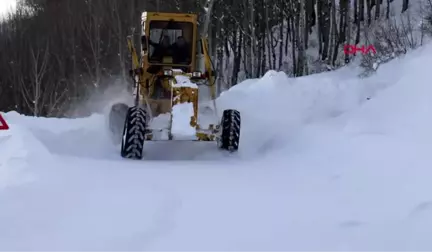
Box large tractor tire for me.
[218,109,241,152]
[120,106,148,160]
[108,103,129,144]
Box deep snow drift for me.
[1,42,432,250]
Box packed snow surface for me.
[1,42,432,250]
[171,102,196,140]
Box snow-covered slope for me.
[1,42,432,250]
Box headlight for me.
[192,71,202,78]
[163,69,173,76]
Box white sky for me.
[0,0,16,15]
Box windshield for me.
[148,21,193,65]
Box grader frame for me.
[108,11,241,160]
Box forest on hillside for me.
[0,0,430,117]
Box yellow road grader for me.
[108,12,241,160]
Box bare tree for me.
[21,42,50,116]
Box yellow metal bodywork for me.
[126,12,217,141]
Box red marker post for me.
[0,113,9,130]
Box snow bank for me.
[3,111,104,134]
[0,120,51,189]
[2,111,113,160]
[344,42,432,141]
[211,42,432,158]
[213,68,375,157]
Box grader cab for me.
[108,12,241,160]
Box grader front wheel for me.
[218,109,241,152]
[120,106,148,160]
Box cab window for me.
[148,21,193,65]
